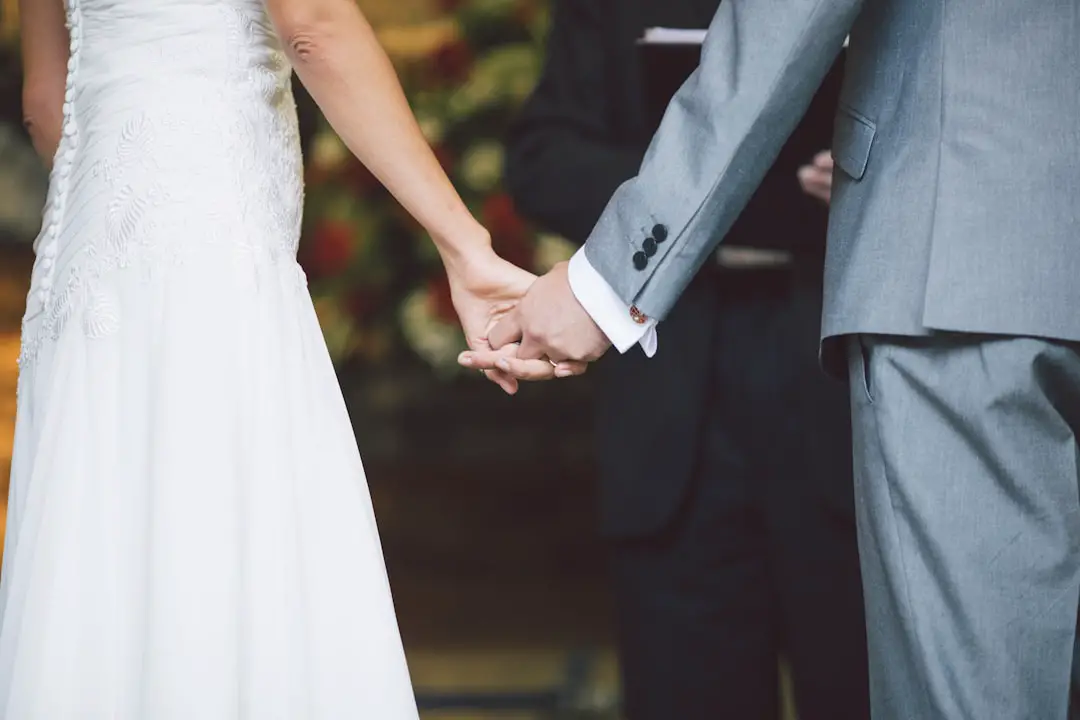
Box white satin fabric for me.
[2,1,419,717]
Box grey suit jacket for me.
[583,0,1080,375]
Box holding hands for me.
[451,253,592,393]
[460,148,835,393]
[458,261,605,387]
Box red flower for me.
[304,164,332,187]
[391,201,423,235]
[437,0,466,13]
[514,0,540,26]
[427,273,459,324]
[341,157,381,196]
[429,39,474,85]
[301,220,355,281]
[344,288,382,324]
[482,193,533,270]
[433,144,456,175]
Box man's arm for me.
[472,0,860,374]
[505,0,655,355]
[504,0,643,244]
[585,0,861,322]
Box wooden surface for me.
[0,334,13,557]
[0,245,28,560]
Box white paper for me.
[640,28,707,45]
[641,27,850,48]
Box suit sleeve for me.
[504,0,644,244]
[583,0,862,319]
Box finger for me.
[460,346,538,393]
[517,333,546,360]
[458,345,521,394]
[484,368,519,395]
[488,312,523,350]
[494,355,557,381]
[482,301,518,337]
[553,361,588,378]
[797,172,830,202]
[461,342,561,381]
[458,347,513,370]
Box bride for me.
[7,0,577,716]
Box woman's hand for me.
[445,247,533,395]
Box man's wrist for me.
[567,249,657,356]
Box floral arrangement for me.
[299,0,574,375]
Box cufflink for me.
[629,305,648,325]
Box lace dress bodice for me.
[20,0,305,369]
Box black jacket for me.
[505,0,841,538]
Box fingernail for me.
[555,367,573,378]
[458,353,473,366]
[497,359,511,371]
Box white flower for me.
[466,0,518,17]
[399,287,468,375]
[533,234,577,273]
[447,73,498,121]
[417,114,445,145]
[313,297,356,362]
[309,129,350,172]
[460,142,504,193]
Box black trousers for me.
[609,266,870,720]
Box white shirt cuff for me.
[567,249,657,357]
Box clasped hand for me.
[457,261,609,392]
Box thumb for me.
[488,311,523,350]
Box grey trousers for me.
[848,334,1080,719]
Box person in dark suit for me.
[503,1,869,717]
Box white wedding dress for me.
[1,0,420,717]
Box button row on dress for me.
[38,0,82,306]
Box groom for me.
[463,0,1080,717]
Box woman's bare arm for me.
[19,0,68,166]
[265,0,489,270]
[264,0,578,390]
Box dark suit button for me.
[643,236,657,257]
[632,251,648,270]
[652,223,668,242]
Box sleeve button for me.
[632,251,648,270]
[652,224,668,243]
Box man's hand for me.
[457,262,608,379]
[797,150,833,204]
